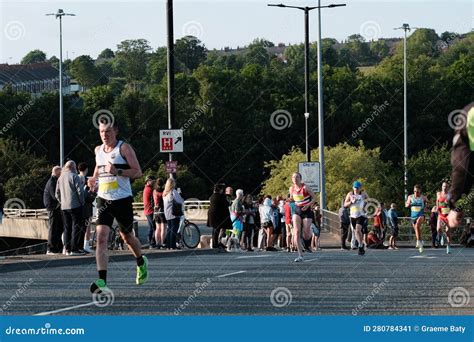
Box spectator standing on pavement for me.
[260,196,276,251]
[429,206,439,248]
[163,178,184,250]
[208,183,231,251]
[242,194,255,252]
[373,205,385,242]
[56,161,85,255]
[43,166,63,254]
[387,203,399,250]
[0,182,4,224]
[225,187,234,207]
[78,162,95,253]
[143,175,156,248]
[284,195,295,252]
[339,200,350,250]
[153,178,167,249]
[230,189,245,245]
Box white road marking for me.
[216,271,247,278]
[410,255,437,259]
[236,255,272,259]
[304,258,318,262]
[35,301,96,316]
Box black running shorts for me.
[96,196,134,234]
[294,205,313,220]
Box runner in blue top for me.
[405,184,428,253]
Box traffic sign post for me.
[165,160,178,174]
[160,129,183,153]
[298,162,320,192]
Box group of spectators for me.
[207,184,322,252]
[43,161,95,255]
[142,176,185,250]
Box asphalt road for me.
[0,245,473,316]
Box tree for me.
[98,48,115,59]
[70,55,100,89]
[21,49,46,64]
[114,39,152,84]
[406,145,451,202]
[0,138,50,208]
[174,36,207,72]
[261,143,397,210]
[49,56,59,69]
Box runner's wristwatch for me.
[116,169,123,176]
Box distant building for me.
[0,62,71,96]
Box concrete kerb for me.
[0,248,218,273]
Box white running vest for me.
[349,193,365,218]
[96,140,133,201]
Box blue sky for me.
[0,0,472,63]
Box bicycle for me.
[91,224,125,251]
[176,217,201,249]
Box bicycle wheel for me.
[182,222,201,249]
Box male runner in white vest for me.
[88,119,147,294]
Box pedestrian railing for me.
[2,200,211,222]
[133,200,210,213]
[3,208,48,219]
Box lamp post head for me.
[402,23,411,31]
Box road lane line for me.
[304,258,318,262]
[35,301,96,316]
[236,255,272,259]
[410,255,437,259]
[216,271,246,278]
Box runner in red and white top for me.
[289,172,317,262]
[436,182,452,254]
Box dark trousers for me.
[341,223,349,247]
[146,214,156,246]
[212,226,225,248]
[166,217,180,249]
[47,209,64,253]
[241,223,254,249]
[62,207,83,252]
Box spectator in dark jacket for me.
[339,201,350,250]
[208,184,232,251]
[43,166,63,254]
[430,206,439,248]
[0,182,5,224]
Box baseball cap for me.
[353,180,362,189]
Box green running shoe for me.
[90,279,111,294]
[136,255,149,285]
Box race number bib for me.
[412,206,422,213]
[98,176,119,193]
[441,207,450,215]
